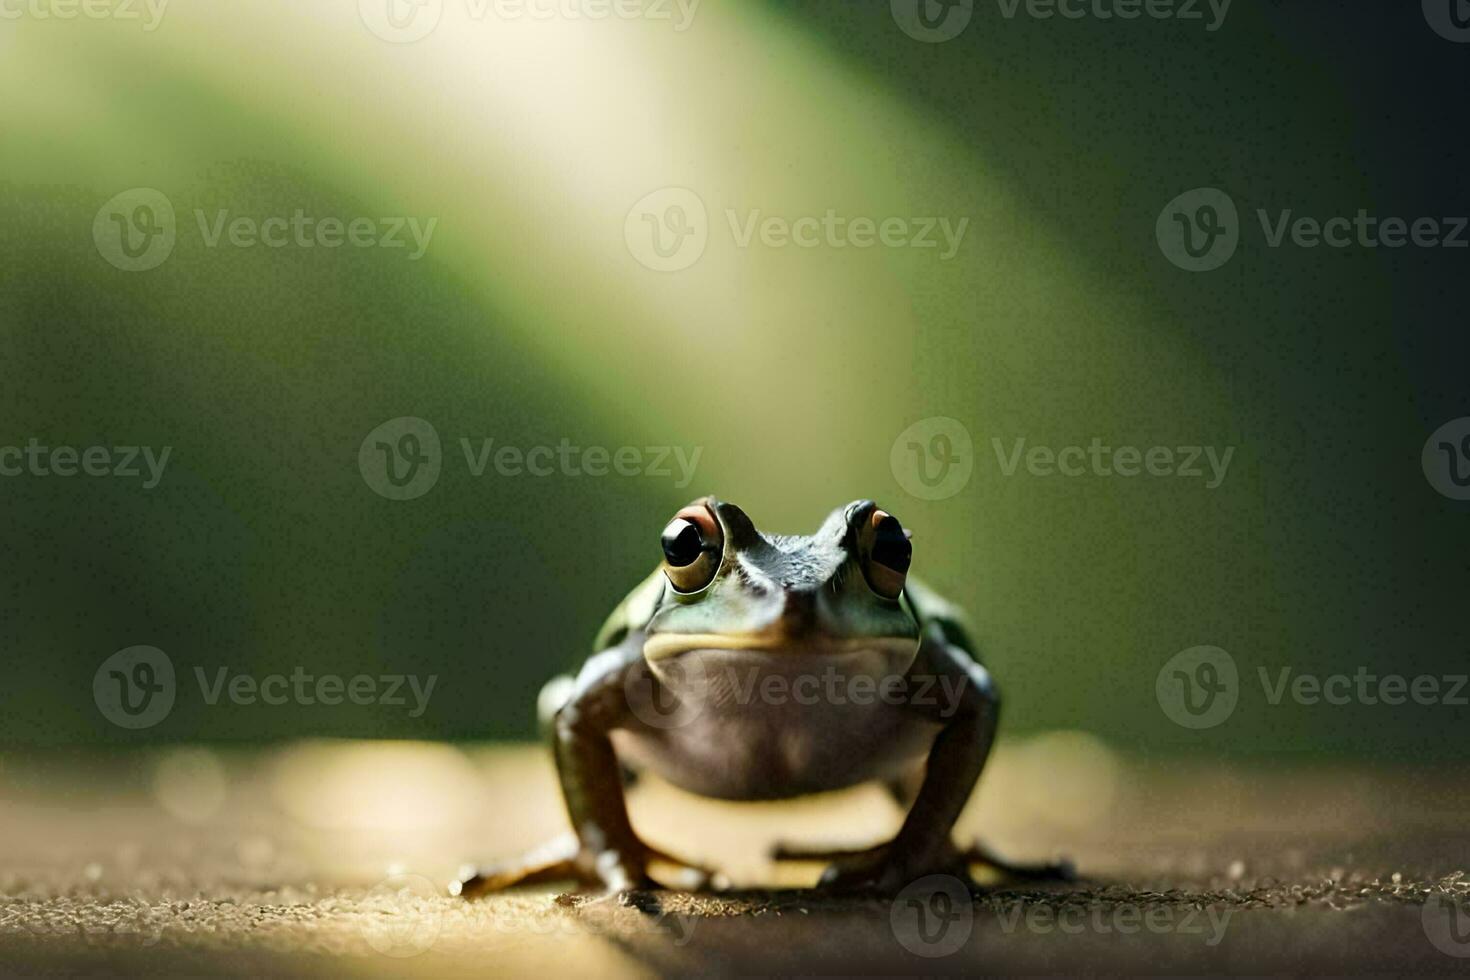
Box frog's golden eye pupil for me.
[871,515,911,573]
[661,518,703,567]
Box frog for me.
[454,497,1072,898]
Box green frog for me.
[455,497,1071,897]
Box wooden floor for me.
[2,737,1468,976]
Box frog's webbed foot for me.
[771,839,925,894]
[771,837,1074,894]
[452,832,597,898]
[453,833,722,899]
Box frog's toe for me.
[617,886,665,914]
[817,856,978,896]
[451,833,587,898]
[958,839,1077,883]
[643,844,726,891]
[813,838,1075,895]
[453,837,726,899]
[453,859,580,898]
[812,842,956,896]
[552,875,661,910]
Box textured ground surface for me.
[2,737,1469,976]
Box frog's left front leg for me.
[817,638,1000,894]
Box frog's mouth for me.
[642,632,918,663]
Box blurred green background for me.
[0,0,1464,756]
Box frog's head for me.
[643,497,921,672]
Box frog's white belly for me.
[613,648,942,800]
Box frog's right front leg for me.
[456,640,709,899]
[548,644,657,893]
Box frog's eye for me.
[660,502,723,593]
[861,509,911,600]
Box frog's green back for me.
[591,567,667,652]
[902,575,978,657]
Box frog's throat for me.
[642,633,919,663]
